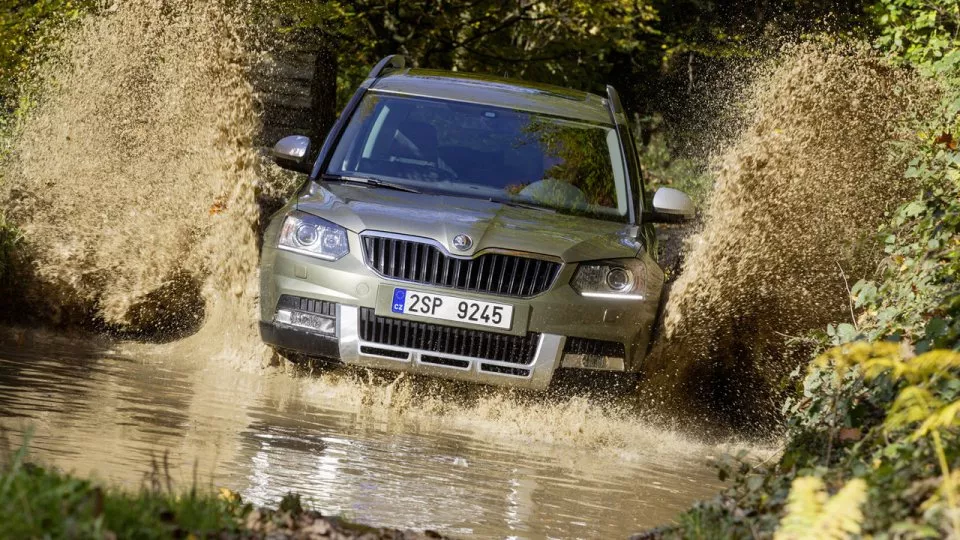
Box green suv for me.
[259,55,694,390]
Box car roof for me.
[370,68,614,126]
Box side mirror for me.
[272,135,313,174]
[648,187,695,223]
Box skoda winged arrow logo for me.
[452,234,473,251]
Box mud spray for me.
[1,0,271,364]
[644,44,927,431]
[0,1,928,440]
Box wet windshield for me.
[326,93,629,222]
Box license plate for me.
[391,288,513,330]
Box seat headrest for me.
[392,120,439,163]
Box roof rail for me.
[367,55,408,80]
[605,84,624,116]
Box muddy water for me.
[0,334,728,538]
[643,45,928,427]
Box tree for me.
[264,0,658,134]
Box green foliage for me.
[0,1,95,117]
[873,0,960,67]
[261,0,657,111]
[637,130,713,206]
[847,82,960,351]
[0,441,249,538]
[655,343,960,538]
[851,5,960,351]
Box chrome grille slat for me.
[431,250,441,284]
[361,235,560,298]
[378,238,387,274]
[485,255,498,292]
[419,244,429,282]
[497,256,509,294]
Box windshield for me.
[325,93,629,222]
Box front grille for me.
[563,337,626,358]
[359,308,540,365]
[361,235,560,298]
[278,295,336,317]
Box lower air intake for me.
[359,308,539,365]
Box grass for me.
[0,437,248,539]
[0,433,440,539]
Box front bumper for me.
[260,305,564,390]
[259,235,662,389]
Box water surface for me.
[0,332,726,538]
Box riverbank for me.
[0,441,446,539]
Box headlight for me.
[571,259,646,299]
[277,211,349,261]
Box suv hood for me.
[296,182,642,262]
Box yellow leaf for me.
[218,487,241,503]
[817,479,868,538]
[776,477,868,540]
[777,477,826,538]
[911,400,960,440]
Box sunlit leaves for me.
[813,343,960,438]
[0,1,95,115]
[873,0,960,67]
[811,342,960,531]
[776,477,868,540]
[886,385,943,437]
[812,340,900,378]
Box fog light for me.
[561,353,626,371]
[581,354,607,369]
[275,309,335,335]
[561,338,626,371]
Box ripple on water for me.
[0,331,765,538]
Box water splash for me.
[644,44,929,429]
[1,0,270,362]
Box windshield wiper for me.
[489,198,557,213]
[321,173,420,194]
